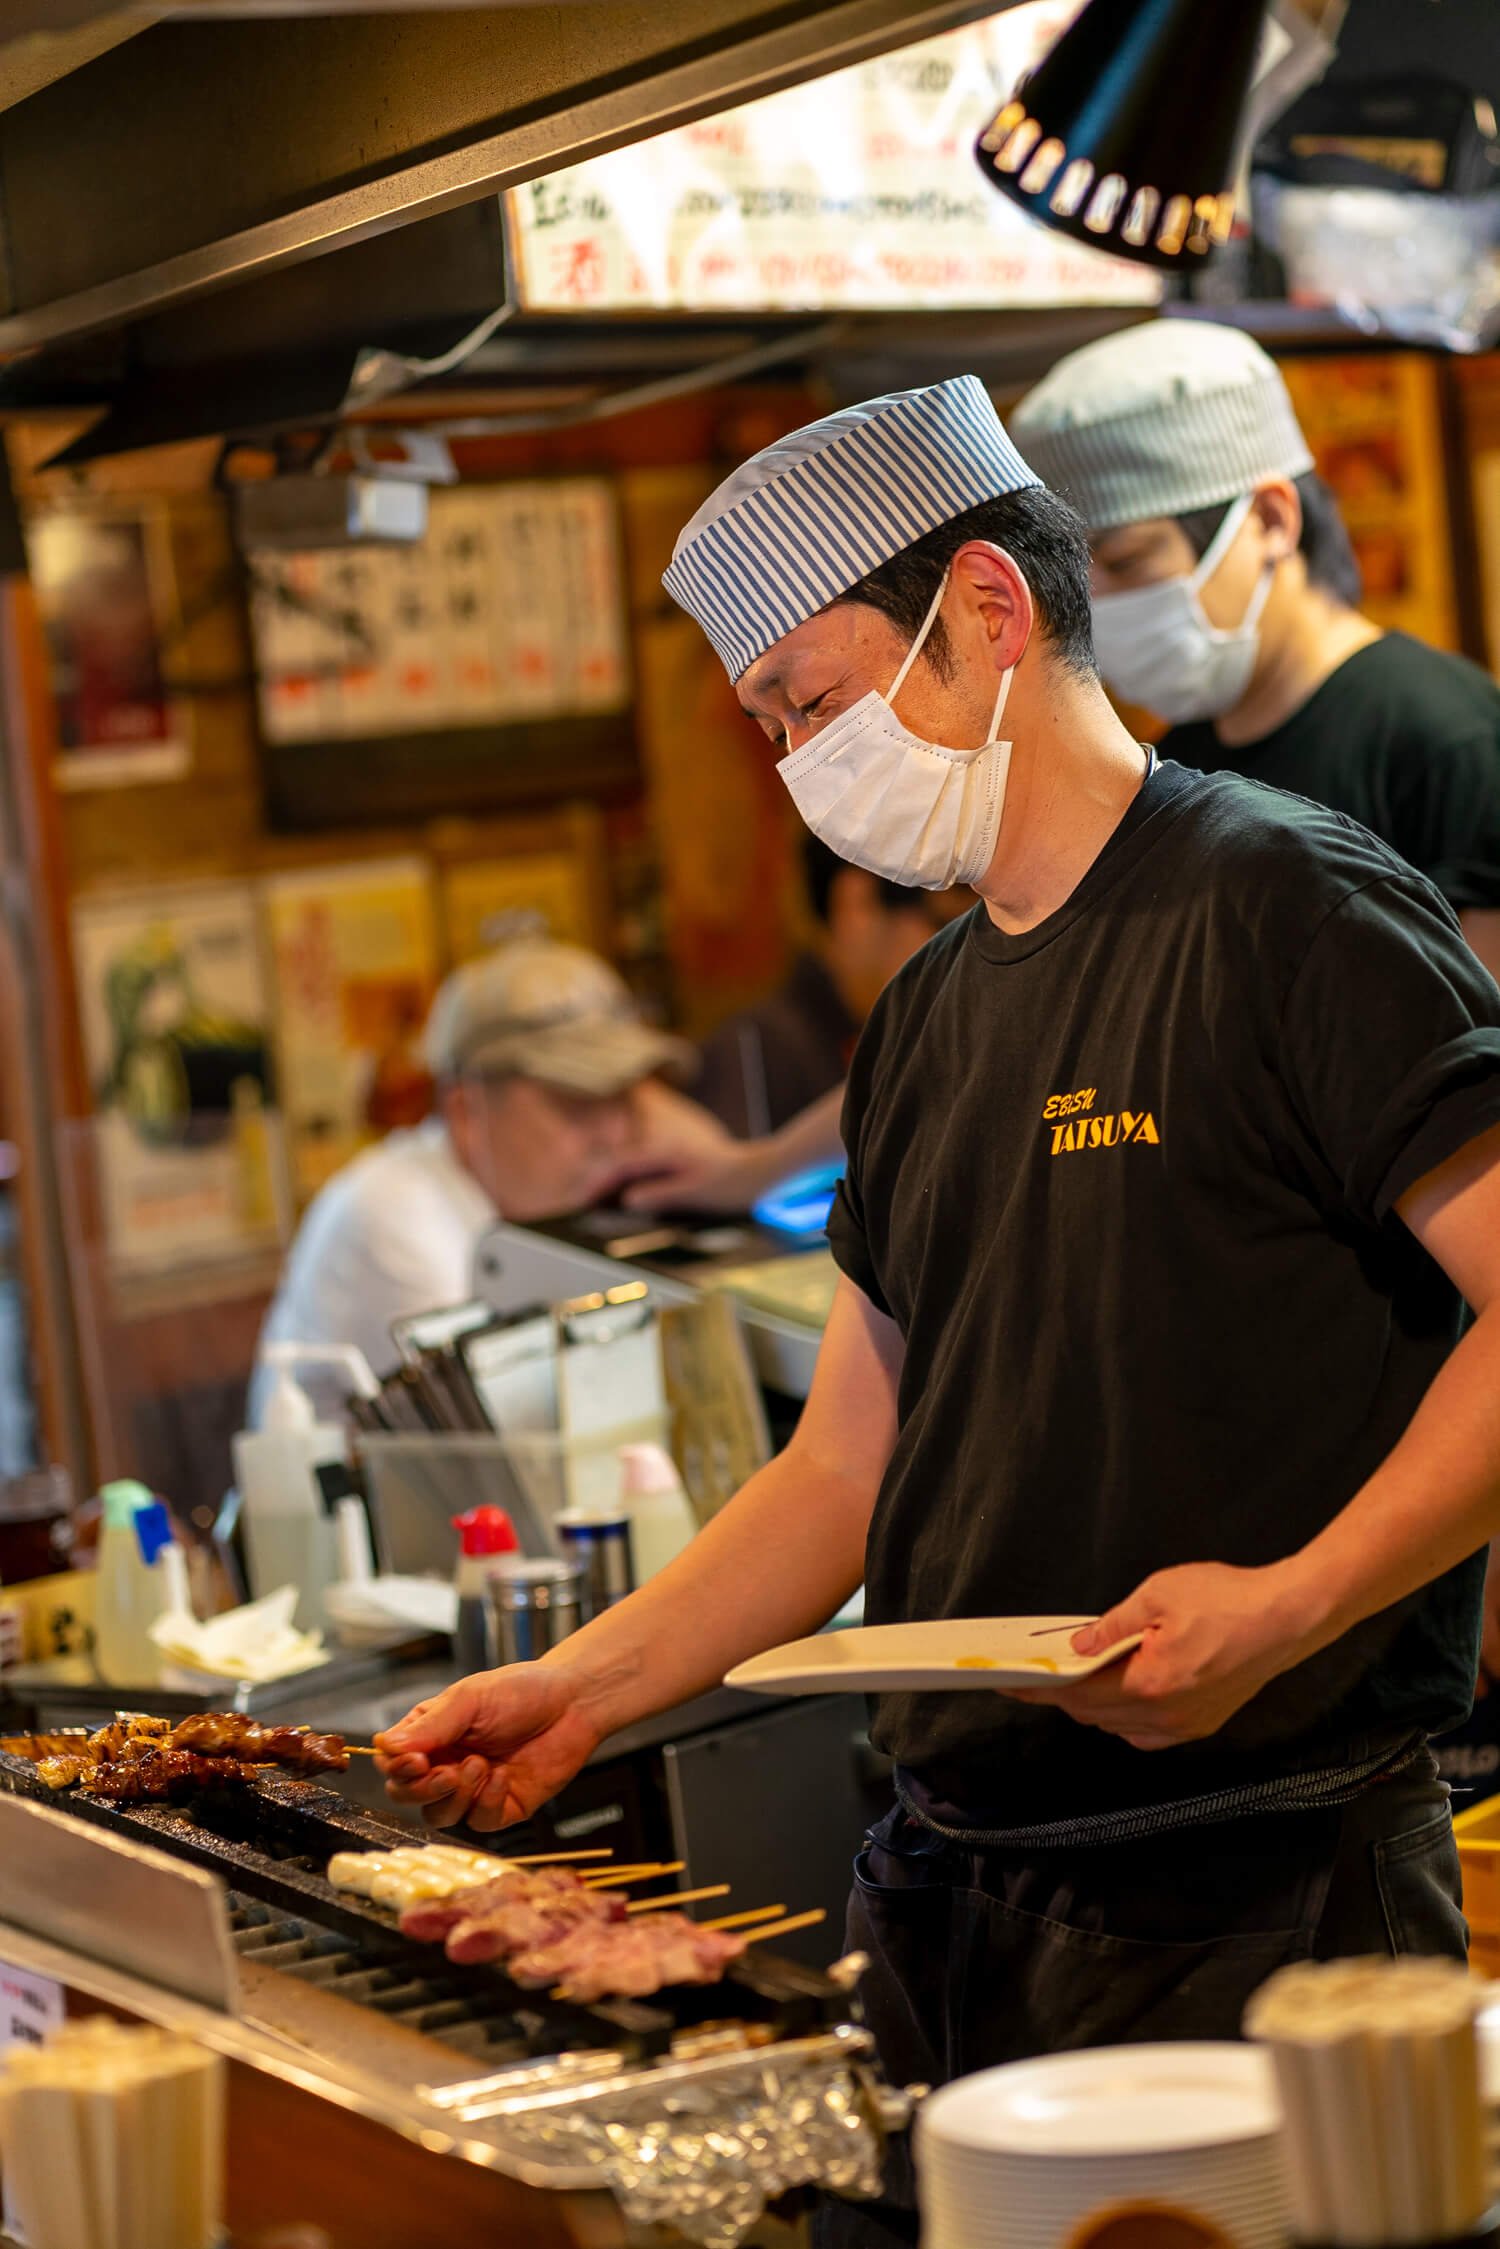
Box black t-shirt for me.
[695,953,854,1137]
[1163,634,1500,910]
[828,760,1500,1821]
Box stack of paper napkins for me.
[323,1574,458,1648]
[150,1584,326,1682]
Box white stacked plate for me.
[916,2044,1290,2249]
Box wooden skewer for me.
[701,1904,787,1931]
[739,1908,826,1946]
[501,1849,614,1865]
[579,1861,685,1884]
[344,1745,381,1756]
[625,1885,730,1915]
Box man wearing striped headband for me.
[377,375,1500,2241]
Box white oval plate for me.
[724,1615,1142,1695]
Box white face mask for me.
[1090,494,1272,725]
[776,569,1015,891]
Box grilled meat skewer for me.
[443,1883,628,1964]
[512,1914,748,1999]
[81,1748,257,1801]
[395,1864,597,1940]
[9,1711,351,1789]
[169,1714,348,1771]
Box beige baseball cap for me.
[425,938,691,1097]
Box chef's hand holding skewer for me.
[1004,1558,1320,1751]
[374,1663,606,1831]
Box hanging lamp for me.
[974,0,1269,269]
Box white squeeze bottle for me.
[232,1344,371,1630]
[617,1441,697,1583]
[94,1481,169,1684]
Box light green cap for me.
[101,1478,153,1529]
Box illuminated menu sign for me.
[506,4,1161,315]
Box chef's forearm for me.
[1274,1301,1500,1653]
[538,1445,871,1741]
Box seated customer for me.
[249,936,726,1419]
[694,836,949,1136]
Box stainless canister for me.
[555,1512,635,1622]
[488,1558,585,1664]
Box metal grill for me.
[228,1894,541,2065]
[0,1746,850,2062]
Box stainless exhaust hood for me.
[0,0,1008,356]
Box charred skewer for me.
[8,1710,355,1789]
[168,1713,349,1771]
[81,1748,259,1802]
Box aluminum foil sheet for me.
[499,2055,884,2247]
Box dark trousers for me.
[815,1753,1465,2249]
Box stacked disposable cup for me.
[916,2044,1289,2249]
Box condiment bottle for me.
[94,1482,170,1685]
[617,1441,697,1583]
[452,1504,519,1672]
[232,1346,357,1629]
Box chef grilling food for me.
[376,376,1500,2245]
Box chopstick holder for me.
[0,2019,225,2249]
[1247,1956,1490,2249]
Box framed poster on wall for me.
[26,505,191,791]
[71,884,289,1276]
[261,858,440,1206]
[246,479,636,828]
[1277,353,1461,650]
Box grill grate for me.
[228,1895,538,2065]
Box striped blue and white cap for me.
[663,376,1041,681]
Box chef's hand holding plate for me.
[1005,1558,1317,1751]
[373,1664,602,1831]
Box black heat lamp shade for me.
[974,0,1270,270]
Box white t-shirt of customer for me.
[249,1118,495,1425]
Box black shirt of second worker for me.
[1163,632,1500,910]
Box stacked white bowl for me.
[915,2043,1290,2249]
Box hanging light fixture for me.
[974,0,1269,269]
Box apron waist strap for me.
[895,1731,1430,1853]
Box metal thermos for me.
[556,1512,634,1621]
[488,1559,584,1664]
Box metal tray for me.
[0,1642,437,1726]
